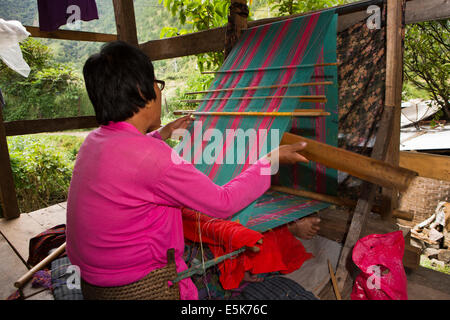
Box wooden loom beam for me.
[270,185,414,221]
[280,132,416,192]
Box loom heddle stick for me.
[280,132,417,192]
[173,110,330,117]
[201,62,339,74]
[184,81,333,95]
[181,95,327,104]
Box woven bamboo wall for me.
[398,176,450,225]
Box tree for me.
[403,20,450,119]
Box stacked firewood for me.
[411,202,450,267]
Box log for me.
[280,132,417,192]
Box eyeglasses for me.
[155,79,165,91]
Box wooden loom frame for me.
[1,0,450,298]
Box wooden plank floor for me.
[0,203,66,300]
[1,202,449,300]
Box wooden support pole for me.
[225,0,249,57]
[112,0,139,46]
[381,0,407,219]
[0,103,20,219]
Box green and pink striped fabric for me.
[177,11,338,231]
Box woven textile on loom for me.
[176,11,338,231]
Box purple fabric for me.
[37,0,99,32]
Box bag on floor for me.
[351,231,408,300]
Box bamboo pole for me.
[280,132,417,192]
[173,109,330,117]
[14,242,66,289]
[328,260,342,300]
[201,62,339,74]
[184,81,333,95]
[181,96,327,104]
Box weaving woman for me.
[66,41,319,300]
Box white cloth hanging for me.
[0,19,31,77]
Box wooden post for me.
[225,0,249,57]
[381,0,406,219]
[334,0,407,297]
[112,0,139,46]
[0,100,20,219]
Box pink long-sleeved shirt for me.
[66,121,271,300]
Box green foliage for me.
[404,20,450,120]
[159,0,229,71]
[268,0,353,16]
[7,135,84,213]
[0,38,91,121]
[0,0,36,25]
[402,81,431,102]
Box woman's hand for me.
[157,115,194,140]
[266,142,309,165]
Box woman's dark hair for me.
[83,41,156,125]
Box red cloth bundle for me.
[182,208,312,290]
